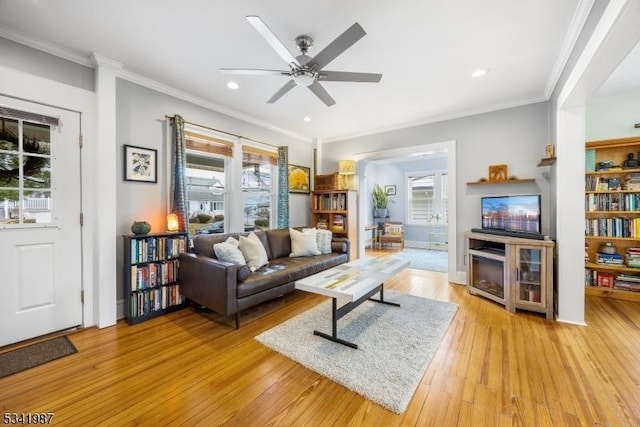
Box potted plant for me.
[372,183,389,221]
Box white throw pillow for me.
[213,237,246,266]
[238,232,269,271]
[290,228,321,257]
[303,227,332,254]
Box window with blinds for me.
[184,128,232,235]
[242,144,277,231]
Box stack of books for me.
[614,273,640,292]
[626,247,640,268]
[316,219,328,229]
[332,215,344,230]
[624,173,640,191]
[596,251,623,265]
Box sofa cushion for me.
[213,237,246,266]
[289,228,321,257]
[239,232,269,272]
[304,227,332,254]
[193,233,235,258]
[237,253,348,298]
[265,228,291,259]
[237,265,251,282]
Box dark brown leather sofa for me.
[179,228,350,328]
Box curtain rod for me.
[165,115,279,149]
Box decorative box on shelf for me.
[315,172,356,190]
[314,173,340,190]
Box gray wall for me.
[115,78,313,300]
[0,37,94,91]
[322,102,550,272]
[1,37,315,305]
[587,89,640,140]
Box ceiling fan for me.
[220,16,382,106]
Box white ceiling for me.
[0,0,595,142]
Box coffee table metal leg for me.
[313,284,400,349]
[369,286,401,307]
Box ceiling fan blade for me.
[267,79,297,103]
[308,22,366,70]
[320,71,382,83]
[220,68,289,76]
[308,81,336,106]
[246,16,301,67]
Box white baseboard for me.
[404,240,448,250]
[452,271,466,285]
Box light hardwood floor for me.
[1,249,639,426]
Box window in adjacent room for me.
[407,170,448,224]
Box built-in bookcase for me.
[311,190,357,260]
[585,137,640,301]
[122,231,188,324]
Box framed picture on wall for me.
[123,144,158,183]
[288,164,311,194]
[385,184,396,195]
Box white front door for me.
[0,97,82,347]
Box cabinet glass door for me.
[516,246,543,304]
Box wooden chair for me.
[378,221,404,250]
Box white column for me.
[91,53,122,328]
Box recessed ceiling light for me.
[227,81,239,89]
[471,69,489,78]
[303,116,311,122]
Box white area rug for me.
[392,248,448,273]
[255,291,458,414]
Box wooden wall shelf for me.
[537,157,556,166]
[466,178,535,186]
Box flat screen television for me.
[481,194,541,235]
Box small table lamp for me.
[338,159,356,190]
[167,213,180,232]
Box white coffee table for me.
[295,256,410,348]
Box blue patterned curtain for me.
[170,115,188,233]
[277,146,289,228]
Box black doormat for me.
[0,336,77,379]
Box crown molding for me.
[322,95,548,143]
[116,69,311,143]
[0,24,93,67]
[90,52,123,70]
[0,24,311,143]
[544,0,595,98]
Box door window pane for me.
[23,122,51,155]
[23,190,51,223]
[0,153,20,187]
[0,118,18,151]
[23,156,51,188]
[0,117,52,225]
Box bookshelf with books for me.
[311,189,357,260]
[585,137,640,301]
[123,231,188,324]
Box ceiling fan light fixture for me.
[293,70,317,87]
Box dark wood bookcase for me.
[122,231,188,324]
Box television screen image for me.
[481,195,541,234]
